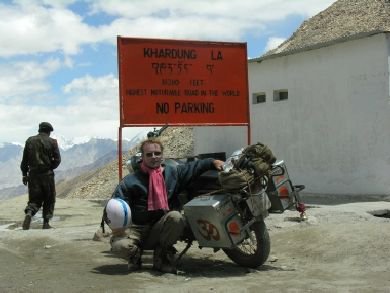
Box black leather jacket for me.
[112,158,216,225]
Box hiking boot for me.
[153,246,178,274]
[127,248,141,272]
[42,223,52,229]
[22,212,32,230]
[42,221,52,229]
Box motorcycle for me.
[127,145,307,269]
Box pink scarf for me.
[140,161,169,211]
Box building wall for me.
[195,32,390,195]
[387,33,390,95]
[193,125,247,158]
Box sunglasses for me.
[144,151,162,158]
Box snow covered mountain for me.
[0,131,149,199]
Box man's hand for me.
[213,160,224,171]
[22,176,28,186]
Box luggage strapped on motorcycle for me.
[218,142,276,191]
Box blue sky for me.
[0,0,337,145]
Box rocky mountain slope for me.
[263,0,390,59]
[59,127,194,199]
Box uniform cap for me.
[104,198,132,230]
[38,122,54,132]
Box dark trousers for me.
[25,172,56,220]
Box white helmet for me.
[104,198,132,230]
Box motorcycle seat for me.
[187,170,221,196]
[199,169,219,180]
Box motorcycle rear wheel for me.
[223,221,270,268]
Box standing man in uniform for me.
[20,122,61,230]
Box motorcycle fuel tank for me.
[184,194,245,248]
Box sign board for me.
[117,37,249,126]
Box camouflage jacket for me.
[20,133,61,176]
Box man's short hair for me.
[38,122,54,133]
[139,138,164,154]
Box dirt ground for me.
[0,195,389,293]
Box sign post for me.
[117,37,250,180]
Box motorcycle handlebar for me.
[147,125,168,138]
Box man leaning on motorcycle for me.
[109,138,224,274]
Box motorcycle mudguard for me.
[246,190,271,217]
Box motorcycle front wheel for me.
[222,221,270,268]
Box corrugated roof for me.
[253,0,390,62]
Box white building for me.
[194,0,390,195]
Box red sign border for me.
[117,36,250,127]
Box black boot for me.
[153,246,178,274]
[127,246,141,272]
[42,219,52,229]
[22,211,32,230]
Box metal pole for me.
[247,124,251,145]
[118,126,123,182]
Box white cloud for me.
[57,74,119,136]
[0,0,337,57]
[91,0,337,44]
[63,74,117,96]
[98,16,246,44]
[265,37,286,51]
[0,72,117,141]
[0,58,61,102]
[0,2,96,56]
[0,104,57,143]
[90,0,335,23]
[14,0,78,8]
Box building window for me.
[273,90,288,101]
[252,92,266,104]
